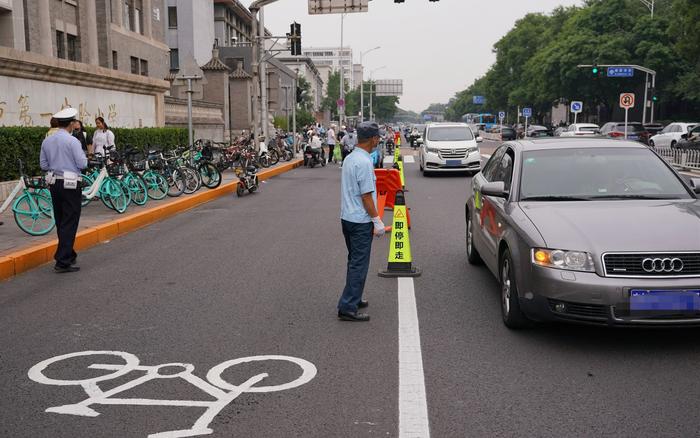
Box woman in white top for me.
[92,116,115,156]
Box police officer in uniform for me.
[40,108,88,273]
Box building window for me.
[56,31,65,59]
[168,6,177,28]
[169,48,179,71]
[130,56,139,74]
[112,51,118,69]
[125,0,143,34]
[140,59,148,76]
[67,34,79,61]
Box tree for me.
[296,75,314,112]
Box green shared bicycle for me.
[0,160,55,236]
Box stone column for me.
[38,0,52,57]
[114,0,123,26]
[143,0,152,38]
[84,0,99,65]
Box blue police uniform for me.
[337,123,380,318]
[40,109,87,272]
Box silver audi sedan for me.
[465,138,700,328]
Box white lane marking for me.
[398,277,431,438]
[28,351,317,438]
[403,156,416,164]
[385,156,394,164]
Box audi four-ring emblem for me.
[642,257,684,273]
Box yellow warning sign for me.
[388,205,412,263]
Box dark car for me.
[600,122,650,143]
[644,123,665,139]
[526,125,552,138]
[499,125,517,141]
[466,138,700,328]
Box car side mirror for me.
[481,181,508,198]
[691,178,700,195]
[476,136,483,143]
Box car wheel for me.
[671,140,677,149]
[500,248,531,329]
[466,210,482,265]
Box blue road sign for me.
[522,107,532,118]
[423,114,433,121]
[607,67,634,78]
[498,111,506,120]
[473,95,485,105]
[570,101,583,113]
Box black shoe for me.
[338,311,370,322]
[54,265,80,273]
[69,258,77,266]
[358,300,369,309]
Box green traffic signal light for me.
[652,95,658,102]
[592,67,598,75]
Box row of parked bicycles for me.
[0,135,296,236]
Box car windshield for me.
[427,127,474,141]
[615,123,645,133]
[519,148,692,201]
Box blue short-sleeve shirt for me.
[341,148,377,223]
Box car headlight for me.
[467,146,477,154]
[426,145,438,153]
[531,248,595,272]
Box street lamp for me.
[368,66,386,121]
[360,46,381,122]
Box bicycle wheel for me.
[182,167,201,194]
[13,192,55,236]
[101,178,129,213]
[125,174,148,206]
[258,155,270,168]
[198,162,222,189]
[81,174,94,207]
[269,149,280,165]
[166,168,186,197]
[143,171,168,200]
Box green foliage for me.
[294,109,316,130]
[445,0,700,123]
[0,126,187,181]
[296,75,314,112]
[273,115,289,131]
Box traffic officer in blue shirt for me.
[40,108,88,273]
[337,122,385,322]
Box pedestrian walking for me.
[92,116,115,156]
[327,124,337,164]
[337,122,385,322]
[71,120,92,153]
[40,108,88,273]
[340,127,356,166]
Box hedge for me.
[0,126,188,181]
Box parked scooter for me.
[235,163,259,197]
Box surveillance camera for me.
[231,36,238,43]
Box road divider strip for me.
[0,159,303,281]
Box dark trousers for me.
[338,220,374,313]
[49,180,82,268]
[341,148,350,163]
[327,144,335,162]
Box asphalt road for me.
[2,144,700,438]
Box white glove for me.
[372,216,386,237]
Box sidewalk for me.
[0,159,302,280]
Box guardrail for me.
[654,147,700,171]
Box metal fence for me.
[653,147,700,171]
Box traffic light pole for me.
[577,64,657,123]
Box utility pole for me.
[359,46,380,122]
[259,7,269,142]
[176,75,202,150]
[339,13,345,125]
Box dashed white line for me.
[398,277,430,438]
[403,156,416,164]
[385,156,394,164]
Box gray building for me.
[166,0,216,73]
[278,56,324,112]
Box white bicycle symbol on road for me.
[28,350,317,438]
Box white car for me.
[419,123,482,175]
[559,123,600,137]
[649,122,698,148]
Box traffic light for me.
[592,63,600,77]
[289,22,301,56]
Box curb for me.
[1,159,303,281]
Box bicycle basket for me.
[131,160,147,171]
[106,163,124,176]
[25,176,47,190]
[201,146,214,161]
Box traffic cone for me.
[379,191,421,278]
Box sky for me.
[242,0,582,113]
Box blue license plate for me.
[446,160,462,167]
[628,135,639,140]
[630,289,700,311]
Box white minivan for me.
[419,123,482,175]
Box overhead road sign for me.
[375,79,403,97]
[607,67,634,78]
[473,96,485,105]
[308,0,368,14]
